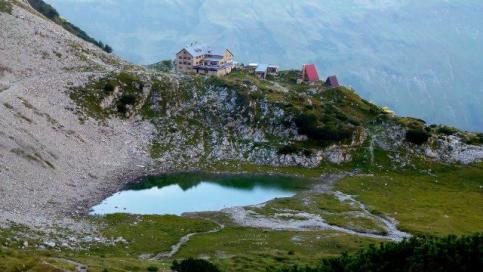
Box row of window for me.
[178,60,230,66]
[179,55,223,60]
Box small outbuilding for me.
[247,63,259,72]
[250,64,280,79]
[325,75,340,87]
[299,64,320,84]
[267,65,279,75]
[255,64,269,79]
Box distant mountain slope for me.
[46,0,483,131]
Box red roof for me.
[326,75,340,87]
[303,64,319,82]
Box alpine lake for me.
[91,172,313,215]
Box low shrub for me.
[103,44,113,53]
[171,258,221,272]
[278,144,301,155]
[104,82,115,94]
[277,70,301,84]
[405,128,430,145]
[0,0,12,14]
[116,103,127,114]
[116,94,136,114]
[146,60,173,72]
[117,72,140,85]
[276,233,482,272]
[294,112,354,146]
[465,133,483,145]
[437,126,458,135]
[119,94,136,105]
[146,265,158,272]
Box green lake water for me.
[91,173,311,215]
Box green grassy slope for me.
[337,164,483,236]
[0,164,481,272]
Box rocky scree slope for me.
[0,0,153,229]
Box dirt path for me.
[51,257,88,272]
[332,190,410,240]
[225,206,409,241]
[319,173,410,240]
[151,223,225,260]
[224,173,411,241]
[0,70,110,97]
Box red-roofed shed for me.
[325,75,340,87]
[302,64,320,83]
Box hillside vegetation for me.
[26,0,112,53]
[277,233,482,272]
[168,233,482,272]
[0,0,12,13]
[32,64,483,271]
[64,68,482,270]
[145,60,174,72]
[70,69,482,171]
